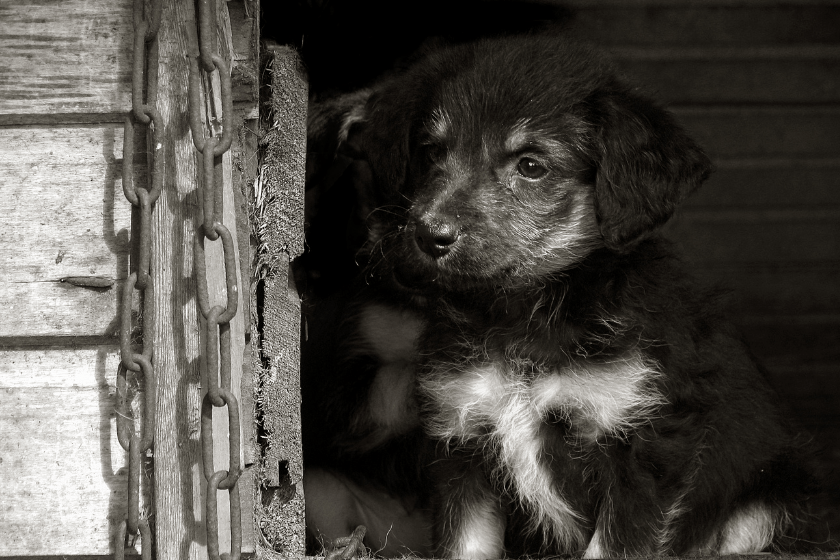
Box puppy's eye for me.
[516,157,548,179]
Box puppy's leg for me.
[582,447,679,557]
[581,526,606,559]
[694,501,779,555]
[432,451,506,560]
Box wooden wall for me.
[0,0,260,556]
[0,1,136,552]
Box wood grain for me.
[615,49,840,104]
[201,9,248,550]
[0,346,149,555]
[226,1,259,550]
[0,124,140,338]
[686,159,840,208]
[689,264,840,316]
[145,0,250,556]
[666,216,840,264]
[148,1,206,557]
[257,47,308,556]
[0,125,134,283]
[674,106,840,158]
[565,5,840,46]
[0,280,121,338]
[0,0,132,117]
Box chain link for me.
[116,0,163,556]
[188,0,243,557]
[120,1,241,556]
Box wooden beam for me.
[0,0,132,117]
[0,345,149,555]
[0,280,121,338]
[201,3,248,549]
[255,45,307,558]
[224,0,261,553]
[150,1,205,557]
[150,1,249,558]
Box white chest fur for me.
[420,351,664,550]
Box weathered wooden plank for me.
[0,124,140,338]
[564,5,840,46]
[225,2,259,551]
[613,50,840,104]
[0,125,134,283]
[227,0,258,106]
[740,322,840,421]
[0,280,120,338]
[666,217,840,264]
[744,322,840,370]
[0,346,150,555]
[691,264,840,316]
[559,0,840,7]
[685,159,840,208]
[0,0,132,117]
[257,46,308,557]
[673,106,840,159]
[148,1,241,558]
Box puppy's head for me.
[332,35,712,291]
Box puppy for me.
[306,34,814,558]
[300,118,434,555]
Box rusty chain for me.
[118,0,240,556]
[116,0,163,558]
[189,0,243,558]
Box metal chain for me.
[117,0,163,558]
[189,0,243,557]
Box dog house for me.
[0,0,838,557]
[0,0,306,556]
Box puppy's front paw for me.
[581,527,605,559]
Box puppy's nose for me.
[414,218,460,258]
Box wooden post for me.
[152,0,205,557]
[151,0,249,557]
[254,45,308,558]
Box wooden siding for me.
[0,347,131,551]
[0,0,132,118]
[0,10,136,545]
[0,0,259,556]
[0,124,134,340]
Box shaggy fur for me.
[302,33,813,558]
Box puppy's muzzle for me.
[412,216,460,258]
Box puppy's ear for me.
[349,88,415,201]
[304,90,375,239]
[307,89,372,161]
[308,85,415,204]
[588,85,712,251]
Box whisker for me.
[365,205,406,221]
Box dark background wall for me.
[266,0,840,546]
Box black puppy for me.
[306,34,813,558]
